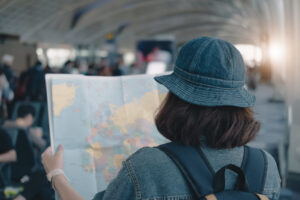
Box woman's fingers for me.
[41,154,49,172]
[42,146,52,157]
[41,145,64,173]
[56,144,64,156]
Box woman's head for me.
[154,37,259,148]
[155,92,260,149]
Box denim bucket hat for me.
[154,37,255,107]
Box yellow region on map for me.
[113,155,125,169]
[52,83,77,116]
[86,142,102,159]
[109,90,166,133]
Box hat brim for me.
[154,73,255,107]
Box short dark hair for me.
[155,92,260,149]
[17,105,35,118]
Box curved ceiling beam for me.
[134,12,250,31]
[79,11,260,45]
[64,0,268,46]
[83,20,259,48]
[20,0,95,41]
[116,27,258,51]
[71,0,112,28]
[143,26,258,43]
[163,28,258,45]
[70,0,246,36]
[133,16,257,36]
[69,0,165,34]
[0,0,274,47]
[65,0,268,44]
[0,0,20,13]
[110,0,268,48]
[69,6,256,44]
[137,23,259,40]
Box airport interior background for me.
[0,0,300,199]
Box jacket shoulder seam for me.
[124,159,142,200]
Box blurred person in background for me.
[0,55,16,119]
[0,68,14,123]
[60,60,76,74]
[97,66,111,76]
[0,128,17,188]
[97,59,111,76]
[87,64,97,76]
[117,56,129,75]
[25,61,46,101]
[245,60,260,90]
[0,128,17,196]
[15,64,31,101]
[111,55,126,76]
[0,54,16,90]
[78,59,88,75]
[0,126,53,200]
[127,63,143,75]
[111,62,124,76]
[0,68,14,102]
[12,169,54,200]
[0,128,17,164]
[3,105,46,152]
[146,46,172,65]
[44,64,53,74]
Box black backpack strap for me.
[157,142,214,198]
[242,146,268,193]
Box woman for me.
[42,37,281,200]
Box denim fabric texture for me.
[154,37,255,107]
[94,144,281,200]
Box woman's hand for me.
[42,145,64,173]
[42,145,85,200]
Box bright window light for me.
[36,48,43,56]
[269,43,285,62]
[146,61,167,74]
[123,52,135,65]
[235,44,262,67]
[46,48,75,67]
[95,50,108,57]
[36,48,47,65]
[79,50,90,57]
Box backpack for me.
[157,142,268,200]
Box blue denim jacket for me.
[93,144,281,200]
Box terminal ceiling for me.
[0,0,283,49]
